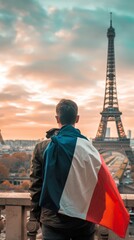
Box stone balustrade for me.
[0,192,30,240]
[0,192,134,240]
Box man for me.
[29,99,129,240]
[29,99,95,240]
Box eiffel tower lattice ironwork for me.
[93,13,134,164]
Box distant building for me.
[106,127,110,138]
[127,130,132,139]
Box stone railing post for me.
[98,226,109,240]
[0,207,5,234]
[6,205,25,240]
[26,212,40,240]
[0,192,31,240]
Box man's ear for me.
[55,116,60,123]
[75,115,79,123]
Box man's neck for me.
[59,124,75,128]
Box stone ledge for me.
[121,194,134,207]
[0,192,31,206]
[0,192,134,207]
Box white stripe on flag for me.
[59,137,102,219]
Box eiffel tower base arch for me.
[93,138,134,165]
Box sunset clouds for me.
[0,0,134,139]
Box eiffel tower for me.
[93,13,134,164]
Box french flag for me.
[40,125,129,238]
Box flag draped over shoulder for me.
[39,125,129,238]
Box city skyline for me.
[0,0,134,140]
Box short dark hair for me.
[56,99,78,125]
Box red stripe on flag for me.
[86,155,129,238]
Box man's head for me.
[55,99,79,127]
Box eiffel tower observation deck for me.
[93,13,134,165]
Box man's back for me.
[30,129,95,239]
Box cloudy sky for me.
[0,0,134,140]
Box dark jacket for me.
[29,128,59,220]
[29,139,50,220]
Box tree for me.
[21,180,30,190]
[0,163,9,178]
[0,180,13,190]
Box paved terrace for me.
[0,192,134,240]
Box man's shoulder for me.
[35,139,50,155]
[77,137,99,155]
[36,139,50,149]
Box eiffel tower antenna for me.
[110,12,112,27]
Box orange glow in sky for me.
[0,1,134,140]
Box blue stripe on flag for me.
[39,133,77,211]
